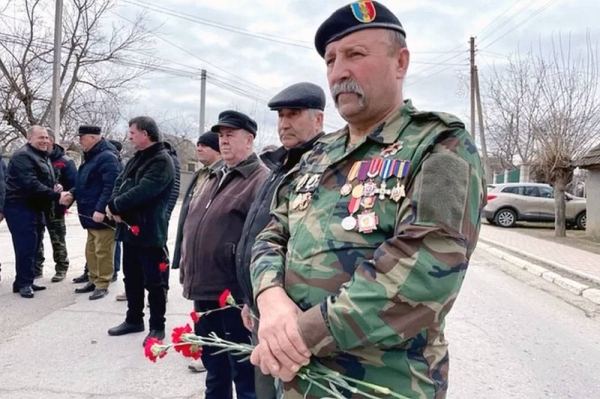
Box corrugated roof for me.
[575,144,600,168]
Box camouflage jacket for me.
[250,101,486,399]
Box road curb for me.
[478,242,600,306]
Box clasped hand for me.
[250,287,311,382]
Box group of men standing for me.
[0,1,487,399]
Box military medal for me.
[342,196,360,231]
[340,161,361,196]
[291,193,304,209]
[297,193,312,211]
[295,174,310,192]
[305,174,320,192]
[361,196,375,209]
[377,158,395,200]
[357,210,379,233]
[353,160,371,198]
[363,158,382,197]
[381,141,403,157]
[390,160,410,202]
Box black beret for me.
[197,131,220,153]
[315,1,406,58]
[211,110,258,137]
[268,82,326,111]
[78,125,102,135]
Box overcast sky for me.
[4,0,600,148]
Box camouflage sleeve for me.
[250,185,291,300]
[297,131,485,356]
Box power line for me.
[480,0,561,51]
[479,0,538,44]
[118,0,313,50]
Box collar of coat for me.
[211,152,261,179]
[260,132,325,171]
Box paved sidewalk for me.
[479,224,600,283]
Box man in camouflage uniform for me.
[35,129,77,282]
[249,2,486,398]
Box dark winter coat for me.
[163,142,181,218]
[180,153,268,301]
[49,144,77,215]
[73,138,121,230]
[5,144,59,212]
[0,159,6,214]
[108,142,175,248]
[171,158,223,270]
[236,133,324,306]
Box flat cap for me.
[315,1,406,58]
[211,110,258,137]
[268,82,326,111]
[78,125,102,135]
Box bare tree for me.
[483,33,599,237]
[531,33,600,236]
[483,51,542,170]
[0,0,154,146]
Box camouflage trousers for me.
[35,209,69,274]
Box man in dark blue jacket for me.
[106,116,175,346]
[4,126,70,298]
[0,158,5,282]
[35,129,78,282]
[66,125,121,300]
[235,82,326,399]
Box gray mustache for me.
[331,79,364,99]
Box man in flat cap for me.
[4,126,69,298]
[250,1,486,398]
[64,125,121,300]
[34,128,77,282]
[172,130,222,374]
[106,116,175,346]
[236,82,326,399]
[180,110,268,399]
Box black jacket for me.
[172,159,224,269]
[73,139,121,230]
[163,142,181,218]
[108,142,175,248]
[0,159,6,214]
[236,133,324,306]
[49,144,78,215]
[5,143,59,211]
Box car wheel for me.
[486,218,496,225]
[576,212,587,230]
[495,208,516,228]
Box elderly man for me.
[66,125,121,300]
[4,126,70,298]
[249,2,486,398]
[35,129,77,282]
[180,111,268,399]
[106,116,175,346]
[236,82,326,399]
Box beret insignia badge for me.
[351,1,376,23]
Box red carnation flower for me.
[218,289,235,308]
[190,311,200,324]
[144,338,167,363]
[53,161,66,168]
[130,225,140,236]
[175,342,202,360]
[171,324,193,344]
[159,262,168,272]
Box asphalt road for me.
[1,207,599,398]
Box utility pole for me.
[199,69,207,134]
[474,66,492,183]
[469,37,476,140]
[51,0,63,140]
